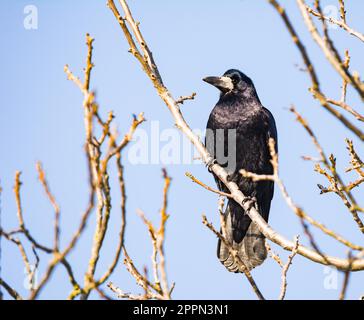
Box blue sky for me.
[1,0,364,299]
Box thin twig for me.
[0,278,23,300]
[279,236,300,300]
[36,162,61,252]
[176,92,196,105]
[339,251,353,300]
[265,242,284,267]
[185,172,233,198]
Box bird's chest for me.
[209,106,265,135]
[206,107,270,174]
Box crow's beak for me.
[203,76,233,93]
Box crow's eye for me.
[231,74,240,85]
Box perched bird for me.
[203,69,277,272]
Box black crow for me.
[203,69,277,272]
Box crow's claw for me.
[206,158,217,173]
[241,196,257,211]
[226,173,238,182]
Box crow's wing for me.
[263,106,278,152]
[262,106,278,201]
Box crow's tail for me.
[217,204,267,272]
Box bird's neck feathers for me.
[239,85,261,103]
[219,85,261,107]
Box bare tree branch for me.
[279,236,300,300]
[268,0,364,140]
[0,278,23,300]
[296,0,364,100]
[305,4,364,42]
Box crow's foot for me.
[206,158,217,173]
[241,196,257,211]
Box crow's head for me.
[203,69,254,96]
